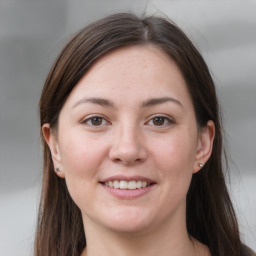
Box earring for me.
[199,163,203,168]
[55,167,61,172]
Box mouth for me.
[100,176,156,198]
[100,178,156,199]
[103,180,152,190]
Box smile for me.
[104,180,150,190]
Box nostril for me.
[111,156,143,166]
[108,135,147,165]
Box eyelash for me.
[146,116,174,127]
[81,115,174,128]
[81,116,109,127]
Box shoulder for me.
[244,245,256,256]
[249,249,256,256]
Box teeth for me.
[136,180,142,189]
[120,180,128,189]
[104,180,150,189]
[113,180,119,189]
[128,181,137,190]
[142,181,147,188]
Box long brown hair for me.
[35,13,250,256]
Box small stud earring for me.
[55,167,61,172]
[199,163,203,168]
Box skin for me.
[43,45,214,256]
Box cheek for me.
[151,130,197,173]
[151,129,197,195]
[58,131,109,185]
[58,132,108,208]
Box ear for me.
[42,123,65,178]
[193,120,215,173]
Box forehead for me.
[63,45,192,109]
[82,45,180,84]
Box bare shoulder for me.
[248,248,256,256]
[244,245,256,256]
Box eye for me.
[82,116,108,126]
[147,116,174,127]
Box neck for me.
[80,210,210,256]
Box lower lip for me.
[101,184,156,199]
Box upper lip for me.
[100,175,156,183]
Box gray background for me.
[0,0,255,255]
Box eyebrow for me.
[72,96,182,109]
[72,97,115,109]
[142,97,183,108]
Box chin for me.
[107,221,151,235]
[99,207,154,234]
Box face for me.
[44,45,214,235]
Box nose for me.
[109,124,147,166]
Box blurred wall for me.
[0,0,255,255]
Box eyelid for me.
[146,115,175,126]
[80,114,110,126]
[79,114,174,127]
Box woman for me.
[35,13,255,256]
